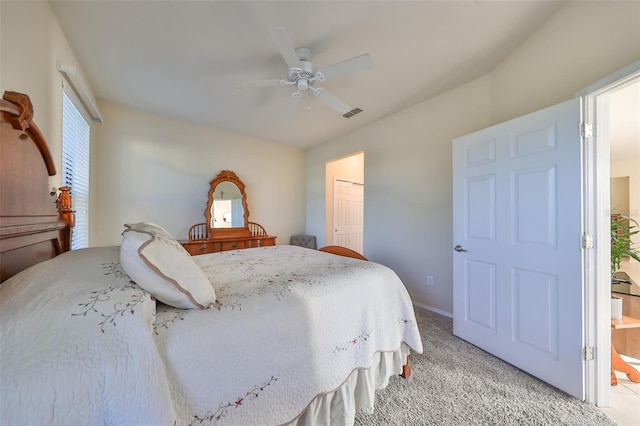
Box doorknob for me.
[454,245,468,252]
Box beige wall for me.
[93,102,306,244]
[489,1,640,124]
[0,1,85,191]
[307,76,492,315]
[306,1,640,314]
[611,160,640,247]
[610,177,630,216]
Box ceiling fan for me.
[240,26,372,118]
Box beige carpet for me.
[355,308,616,426]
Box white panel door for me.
[452,98,584,399]
[333,179,364,252]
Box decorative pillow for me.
[120,222,218,309]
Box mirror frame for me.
[205,170,251,238]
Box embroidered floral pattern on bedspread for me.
[333,331,372,353]
[189,376,278,425]
[71,261,153,333]
[153,305,187,334]
[3,246,179,425]
[196,246,377,310]
[399,317,417,327]
[102,261,132,280]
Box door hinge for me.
[583,346,595,361]
[582,234,594,249]
[581,122,593,138]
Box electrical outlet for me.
[427,275,434,286]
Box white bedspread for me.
[0,246,175,425]
[0,245,422,426]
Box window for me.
[62,89,91,249]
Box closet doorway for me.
[325,152,364,253]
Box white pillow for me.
[120,222,218,309]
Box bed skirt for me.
[288,343,411,426]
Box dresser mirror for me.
[205,170,250,237]
[210,181,244,228]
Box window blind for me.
[62,90,91,249]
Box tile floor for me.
[598,355,640,425]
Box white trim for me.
[580,60,640,407]
[413,302,452,318]
[576,60,640,98]
[57,62,103,124]
[62,82,92,126]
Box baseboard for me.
[413,302,453,318]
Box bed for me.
[0,91,423,425]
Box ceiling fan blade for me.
[266,26,302,69]
[317,54,372,82]
[237,79,282,89]
[314,88,352,116]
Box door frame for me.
[325,152,364,248]
[578,60,640,406]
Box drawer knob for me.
[198,247,205,252]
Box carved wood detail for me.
[1,91,73,282]
[2,91,56,176]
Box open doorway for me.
[325,152,364,254]
[605,76,640,421]
[580,61,640,408]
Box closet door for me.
[333,178,364,253]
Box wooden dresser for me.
[181,170,276,255]
[182,236,275,255]
[182,233,276,255]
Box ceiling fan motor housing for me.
[288,59,316,90]
[295,47,312,61]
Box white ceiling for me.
[50,1,637,157]
[49,0,567,150]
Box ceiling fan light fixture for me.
[297,79,309,91]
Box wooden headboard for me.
[0,91,74,283]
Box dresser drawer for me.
[249,237,276,248]
[181,241,220,255]
[221,240,245,251]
